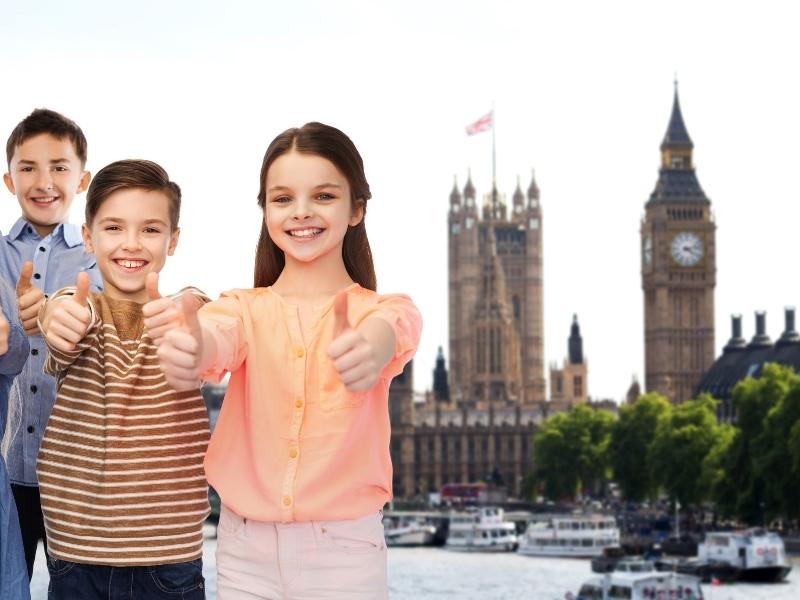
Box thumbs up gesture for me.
[156,291,204,391]
[142,273,200,345]
[16,261,46,336]
[326,292,381,392]
[41,272,92,352]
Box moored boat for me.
[383,515,436,547]
[574,566,703,600]
[518,514,620,558]
[445,506,517,552]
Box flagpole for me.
[491,100,497,212]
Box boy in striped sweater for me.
[36,160,210,599]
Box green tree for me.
[753,366,800,522]
[532,405,614,501]
[608,393,671,502]
[713,363,796,522]
[649,394,726,506]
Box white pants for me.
[216,505,388,600]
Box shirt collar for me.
[8,218,83,248]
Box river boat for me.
[574,564,703,600]
[383,515,436,547]
[444,506,517,552]
[518,514,620,558]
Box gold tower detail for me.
[641,86,716,403]
[448,173,545,407]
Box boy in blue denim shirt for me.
[1,108,102,578]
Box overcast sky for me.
[2,1,799,400]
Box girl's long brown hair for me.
[254,122,376,291]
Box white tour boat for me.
[697,529,792,582]
[445,506,517,552]
[574,560,703,600]
[518,514,620,558]
[383,515,437,547]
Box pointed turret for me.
[661,82,693,151]
[568,314,584,364]
[648,82,708,205]
[527,169,540,205]
[432,346,450,401]
[450,176,462,207]
[463,170,476,204]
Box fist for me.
[326,292,379,392]
[142,273,204,345]
[156,291,204,391]
[42,272,92,352]
[16,261,45,336]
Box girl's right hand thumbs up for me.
[42,272,93,352]
[157,291,204,391]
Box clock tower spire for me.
[641,84,716,403]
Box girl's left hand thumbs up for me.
[327,291,379,392]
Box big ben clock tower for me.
[641,84,716,403]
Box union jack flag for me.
[465,111,493,135]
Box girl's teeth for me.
[291,229,321,238]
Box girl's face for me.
[265,150,363,268]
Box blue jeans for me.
[46,556,205,599]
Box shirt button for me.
[33,273,41,280]
[30,385,37,393]
[39,246,46,252]
[295,398,303,408]
[31,349,39,356]
[282,496,292,507]
[27,426,34,433]
[295,348,305,358]
[289,448,298,459]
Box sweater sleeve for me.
[357,293,422,380]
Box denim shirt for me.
[0,276,31,599]
[1,218,102,485]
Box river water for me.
[31,542,800,599]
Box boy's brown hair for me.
[6,108,88,166]
[86,160,181,231]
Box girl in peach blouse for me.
[150,122,421,599]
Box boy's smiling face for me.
[82,188,179,303]
[3,133,90,238]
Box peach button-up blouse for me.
[200,284,422,523]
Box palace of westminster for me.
[388,87,721,499]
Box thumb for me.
[181,291,201,338]
[16,261,33,297]
[332,291,351,338]
[74,272,90,307]
[145,272,161,300]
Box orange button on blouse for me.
[200,284,422,523]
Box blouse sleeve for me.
[198,291,249,383]
[357,293,422,380]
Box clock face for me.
[671,232,703,267]
[643,234,653,267]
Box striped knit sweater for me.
[37,290,210,565]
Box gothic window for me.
[573,376,583,397]
[513,295,521,320]
[477,328,486,373]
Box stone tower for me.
[641,84,716,403]
[448,171,545,408]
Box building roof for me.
[695,310,800,409]
[660,86,693,150]
[649,168,708,203]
